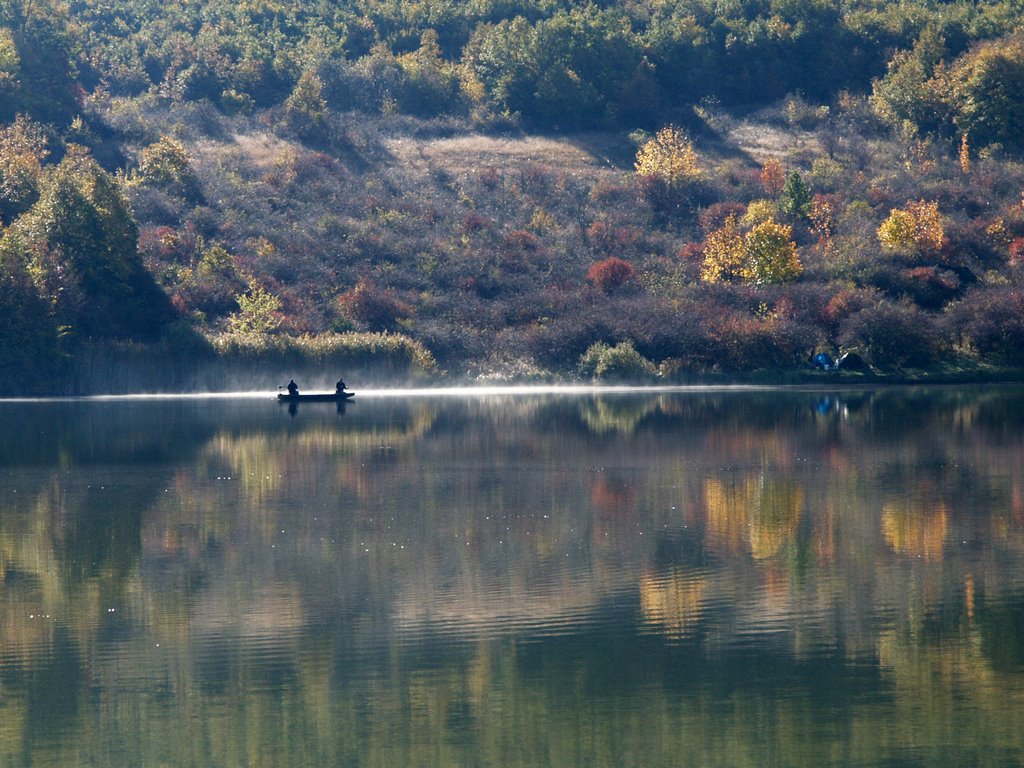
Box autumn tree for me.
[759,158,785,196]
[878,200,945,255]
[700,214,746,283]
[809,194,838,258]
[742,222,803,284]
[634,125,704,217]
[701,216,803,284]
[634,125,702,187]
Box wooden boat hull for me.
[278,392,355,402]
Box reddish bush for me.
[479,166,501,189]
[519,163,550,196]
[821,287,877,333]
[586,257,637,294]
[587,220,640,254]
[587,220,614,253]
[762,284,833,326]
[462,212,489,233]
[338,279,413,330]
[838,301,940,368]
[699,201,747,235]
[944,217,1004,268]
[524,304,616,367]
[705,312,809,370]
[678,242,703,261]
[138,224,201,265]
[866,186,895,209]
[1009,237,1024,267]
[504,229,541,252]
[635,173,694,218]
[949,288,1024,362]
[588,180,636,206]
[896,266,962,309]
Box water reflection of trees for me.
[2,390,1024,765]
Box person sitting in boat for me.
[335,377,347,394]
[287,379,299,397]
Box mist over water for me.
[2,387,1023,767]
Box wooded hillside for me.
[2,0,1024,391]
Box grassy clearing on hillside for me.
[384,133,629,178]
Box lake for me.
[1,387,1023,767]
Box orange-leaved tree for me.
[759,158,785,196]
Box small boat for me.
[277,391,355,403]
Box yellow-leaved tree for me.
[701,216,803,285]
[700,214,746,282]
[228,278,283,336]
[877,199,944,255]
[742,221,802,284]
[634,126,702,187]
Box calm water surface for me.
[2,387,1024,767]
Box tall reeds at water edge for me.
[64,332,439,395]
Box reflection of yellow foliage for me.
[877,627,999,714]
[749,480,802,559]
[0,706,25,757]
[882,501,948,559]
[704,477,756,555]
[578,397,660,435]
[704,476,802,559]
[639,570,706,638]
[209,407,437,507]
